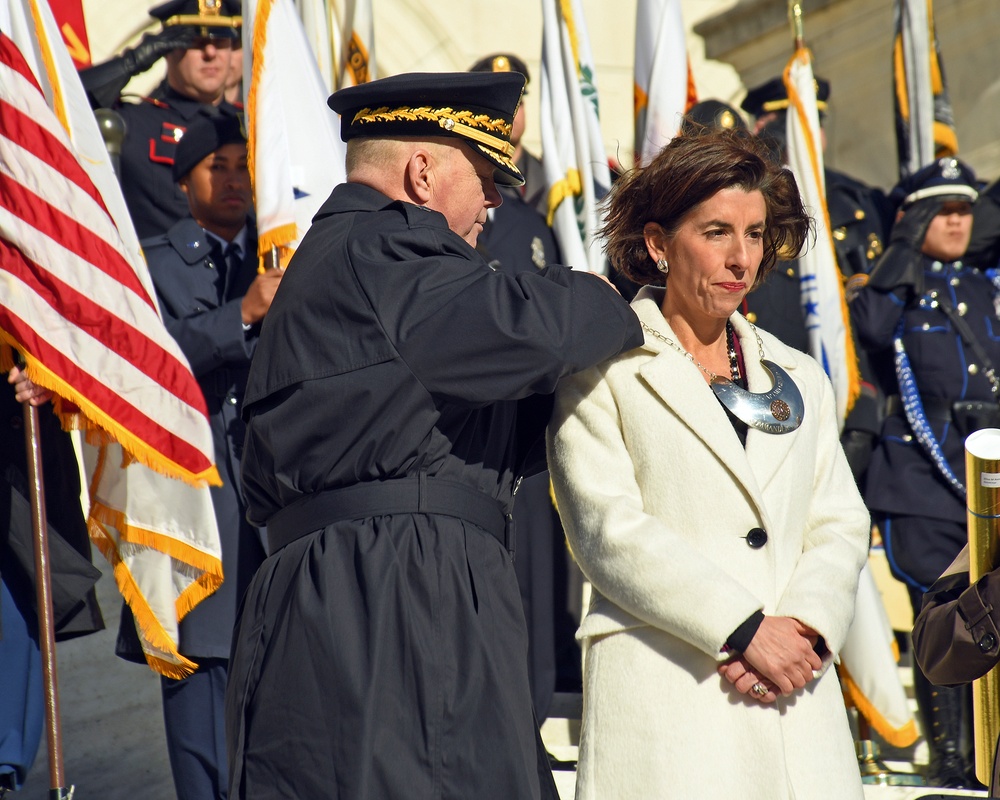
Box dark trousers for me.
[161,657,229,800]
[0,575,43,790]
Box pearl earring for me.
[656,258,669,275]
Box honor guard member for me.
[470,53,549,217]
[469,53,571,726]
[1,368,104,795]
[80,0,241,240]
[851,157,988,789]
[224,71,642,800]
[114,109,276,800]
[740,75,891,480]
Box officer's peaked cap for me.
[173,107,246,181]
[150,0,241,40]
[679,99,748,136]
[328,72,526,187]
[468,53,531,85]
[890,157,978,210]
[740,75,829,117]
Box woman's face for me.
[919,201,973,263]
[645,187,767,325]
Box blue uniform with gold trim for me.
[118,81,239,239]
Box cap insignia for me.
[940,158,961,179]
[352,105,515,157]
[492,56,511,72]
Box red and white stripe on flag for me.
[1,0,222,678]
[0,32,219,487]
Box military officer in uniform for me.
[114,109,278,800]
[739,76,891,479]
[80,0,241,239]
[224,71,641,799]
[851,157,988,789]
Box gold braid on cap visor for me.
[163,15,242,29]
[351,105,515,158]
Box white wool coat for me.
[547,289,869,800]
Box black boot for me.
[912,659,973,788]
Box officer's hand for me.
[123,27,199,76]
[889,197,946,250]
[241,267,284,326]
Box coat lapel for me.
[631,291,767,506]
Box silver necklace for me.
[641,320,804,434]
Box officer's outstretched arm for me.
[79,27,196,109]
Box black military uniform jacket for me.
[227,183,641,800]
[118,82,239,239]
[116,217,265,662]
[852,256,1000,525]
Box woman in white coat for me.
[547,129,870,799]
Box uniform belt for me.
[885,395,1000,427]
[265,475,514,557]
[884,394,954,422]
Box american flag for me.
[0,0,222,678]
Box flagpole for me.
[18,358,72,799]
[788,1,804,50]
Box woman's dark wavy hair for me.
[601,128,812,286]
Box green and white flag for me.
[540,0,610,274]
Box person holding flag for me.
[112,108,273,800]
[2,0,227,794]
[1,367,104,795]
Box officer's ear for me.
[404,147,434,205]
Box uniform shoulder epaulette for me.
[137,95,171,109]
[140,233,172,252]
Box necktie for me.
[224,242,242,279]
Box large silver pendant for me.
[710,360,804,434]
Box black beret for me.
[740,75,829,117]
[889,156,978,210]
[679,99,747,136]
[150,0,241,40]
[173,108,246,181]
[468,53,531,86]
[328,71,526,187]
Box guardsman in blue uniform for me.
[851,157,987,789]
[115,109,280,800]
[80,0,242,239]
[739,76,891,481]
